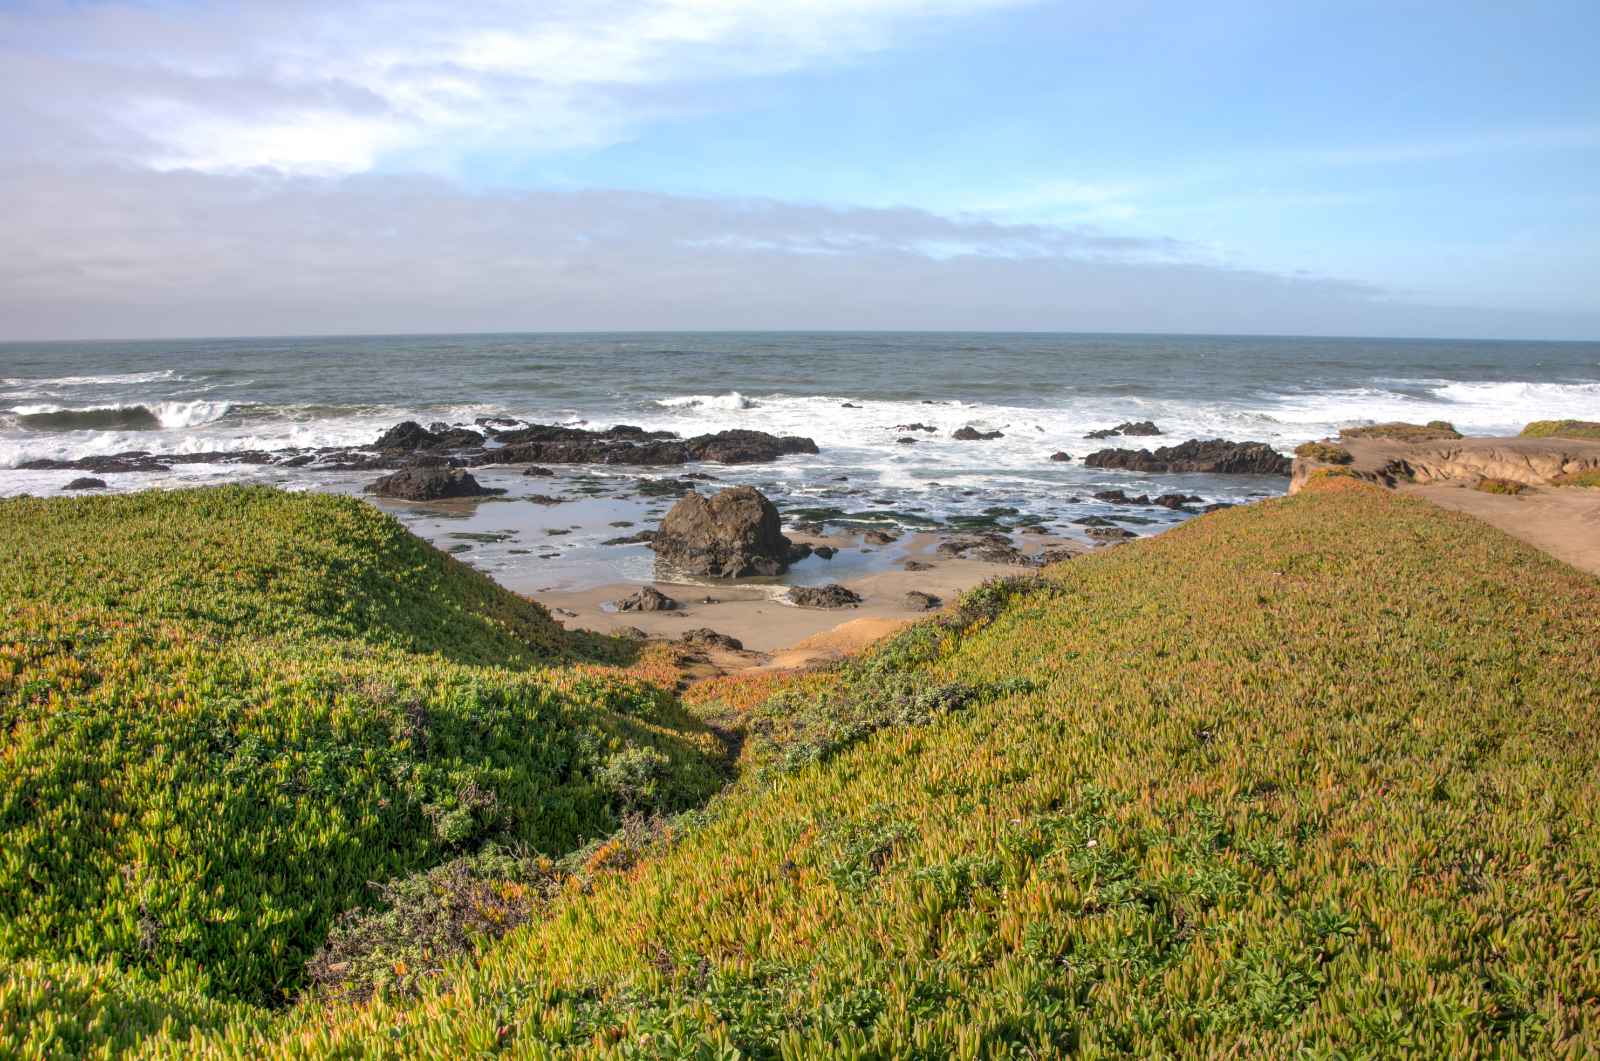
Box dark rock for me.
[651,485,793,577]
[904,560,934,571]
[863,530,898,545]
[1037,547,1078,565]
[476,416,523,430]
[904,590,942,611]
[1084,439,1291,475]
[525,494,567,505]
[64,477,107,490]
[790,520,826,536]
[615,626,650,640]
[1019,525,1049,535]
[637,478,697,497]
[788,542,815,563]
[953,426,1004,441]
[363,466,503,501]
[19,456,170,473]
[841,402,862,409]
[1152,493,1203,510]
[896,423,938,432]
[814,546,837,560]
[478,424,817,467]
[603,531,657,546]
[682,472,717,481]
[1085,420,1163,440]
[613,586,678,612]
[1094,490,1150,505]
[1073,516,1118,527]
[1087,526,1137,540]
[1203,502,1235,513]
[372,421,437,450]
[787,584,862,608]
[679,628,744,651]
[522,466,555,477]
[896,437,919,445]
[1050,451,1072,461]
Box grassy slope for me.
[9,480,1600,1057]
[1521,420,1600,441]
[0,488,724,1015]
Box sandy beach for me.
[539,528,1089,666]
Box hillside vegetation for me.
[0,488,724,1012]
[1521,419,1600,441]
[6,479,1600,1057]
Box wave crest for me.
[654,391,759,411]
[12,401,233,432]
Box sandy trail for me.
[1404,481,1600,577]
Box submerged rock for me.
[1084,439,1291,476]
[787,584,863,608]
[651,485,793,577]
[953,426,1005,441]
[363,466,504,501]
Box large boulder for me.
[1084,439,1291,475]
[953,426,1004,441]
[613,586,678,612]
[372,421,437,450]
[363,466,504,501]
[651,485,793,577]
[787,584,863,608]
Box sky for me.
[1,0,1597,341]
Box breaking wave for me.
[12,401,234,432]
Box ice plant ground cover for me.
[4,477,1600,1057]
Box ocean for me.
[3,331,1597,590]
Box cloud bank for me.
[5,166,1589,341]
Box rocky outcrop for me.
[953,427,1004,441]
[1085,420,1162,440]
[63,477,108,490]
[363,466,504,501]
[1050,451,1072,462]
[1290,435,1600,494]
[787,584,863,608]
[650,485,793,577]
[904,590,942,611]
[1085,439,1291,476]
[478,426,818,467]
[613,586,678,612]
[678,628,744,650]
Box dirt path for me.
[1404,481,1600,576]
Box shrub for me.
[1521,419,1600,440]
[1293,441,1354,464]
[1474,477,1528,495]
[0,488,724,1007]
[1552,469,1600,488]
[1340,421,1462,441]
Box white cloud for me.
[3,0,1029,175]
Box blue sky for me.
[1,0,1596,339]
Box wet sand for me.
[538,530,1087,661]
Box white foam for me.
[653,391,759,411]
[2,370,183,388]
